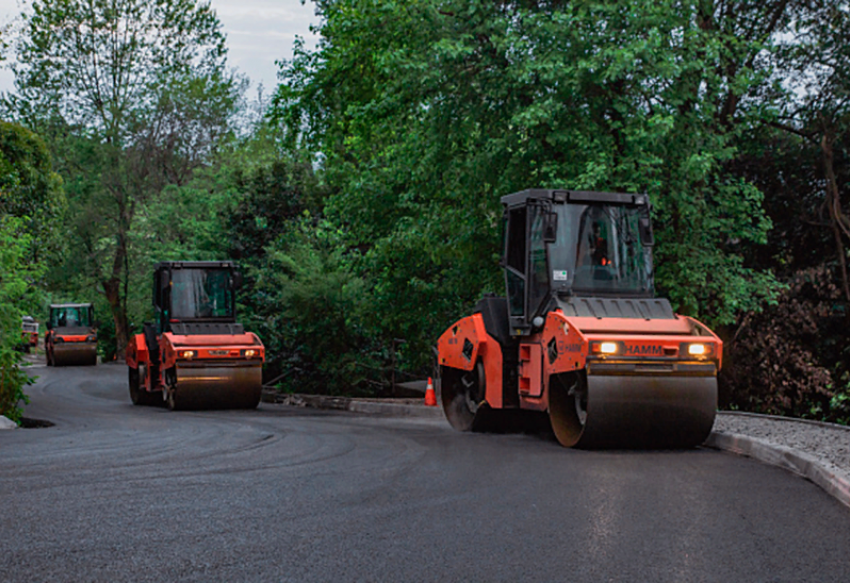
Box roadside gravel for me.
[713,412,850,485]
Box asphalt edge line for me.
[705,431,850,511]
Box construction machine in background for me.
[45,304,98,366]
[437,189,722,448]
[20,316,39,353]
[126,261,264,410]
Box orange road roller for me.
[437,189,722,448]
[45,303,98,366]
[126,261,264,410]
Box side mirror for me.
[543,212,558,243]
[639,217,654,246]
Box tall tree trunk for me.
[102,202,131,360]
[821,126,850,302]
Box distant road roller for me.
[45,303,98,366]
[126,261,264,410]
[437,189,722,448]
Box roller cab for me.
[45,303,97,366]
[437,189,722,448]
[126,261,264,410]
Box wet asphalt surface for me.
[1,361,850,583]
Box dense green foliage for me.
[2,0,848,420]
[0,122,60,422]
[4,0,241,358]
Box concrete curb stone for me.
[0,415,17,430]
[264,391,444,419]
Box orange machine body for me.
[437,309,722,414]
[126,331,264,393]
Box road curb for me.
[705,431,850,511]
[264,392,445,419]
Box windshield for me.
[50,306,93,328]
[170,269,234,319]
[548,203,653,296]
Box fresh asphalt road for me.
[2,362,850,583]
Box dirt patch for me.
[20,417,55,429]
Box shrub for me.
[720,265,847,421]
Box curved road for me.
[1,362,849,582]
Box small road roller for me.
[45,303,98,366]
[20,316,39,353]
[126,261,265,410]
[437,189,722,448]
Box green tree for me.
[768,1,850,300]
[5,0,241,357]
[0,125,61,423]
[274,0,787,374]
[0,121,63,422]
[0,217,46,423]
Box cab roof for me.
[500,189,650,208]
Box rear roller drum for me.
[441,362,488,432]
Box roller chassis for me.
[127,329,264,410]
[126,261,265,411]
[45,304,97,367]
[436,189,723,448]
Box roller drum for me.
[168,362,262,410]
[52,343,98,366]
[550,372,717,449]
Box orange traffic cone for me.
[424,377,437,406]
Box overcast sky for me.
[0,0,320,94]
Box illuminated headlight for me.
[243,349,257,358]
[591,341,618,355]
[180,350,196,359]
[600,342,617,354]
[688,343,706,356]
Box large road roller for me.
[126,261,265,410]
[45,303,98,366]
[437,189,722,448]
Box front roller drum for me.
[549,372,717,449]
[52,343,98,366]
[166,363,263,411]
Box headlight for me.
[590,341,618,355]
[55,337,64,344]
[86,335,97,342]
[180,350,196,359]
[242,349,257,358]
[688,343,706,356]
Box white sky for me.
[0,0,320,94]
